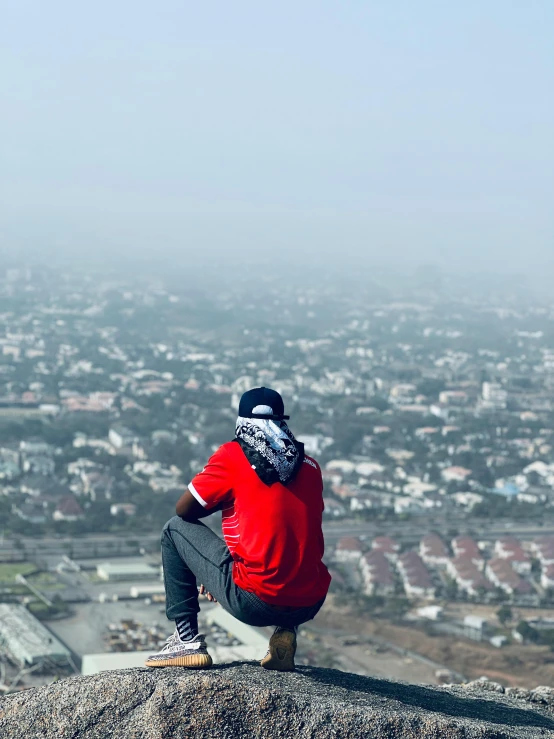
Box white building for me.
[397,551,435,600]
[541,564,554,590]
[96,562,157,581]
[109,426,136,450]
[359,550,395,596]
[335,537,365,562]
[0,604,72,668]
[442,466,472,483]
[419,534,450,568]
[481,382,508,410]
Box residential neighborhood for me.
[3,263,554,690]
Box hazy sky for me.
[1,1,553,273]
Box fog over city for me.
[3,0,554,711]
[1,1,553,274]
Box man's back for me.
[189,440,331,606]
[148,386,329,672]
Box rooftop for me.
[0,604,72,666]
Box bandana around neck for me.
[235,412,304,486]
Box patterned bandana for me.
[235,409,304,486]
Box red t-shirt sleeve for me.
[188,445,233,509]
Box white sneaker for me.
[145,630,212,668]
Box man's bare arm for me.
[174,489,220,601]
[175,489,212,520]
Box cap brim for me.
[248,413,290,421]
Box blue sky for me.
[1,1,553,273]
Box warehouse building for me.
[0,603,72,669]
[96,562,157,581]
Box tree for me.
[444,577,458,600]
[416,378,445,399]
[516,620,540,643]
[496,605,513,625]
[539,630,554,652]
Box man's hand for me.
[199,584,217,602]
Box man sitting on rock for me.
[146,387,331,671]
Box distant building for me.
[419,534,450,568]
[481,382,508,410]
[109,425,136,450]
[335,536,365,563]
[22,455,55,476]
[451,536,483,566]
[110,503,137,517]
[297,435,320,456]
[0,459,20,480]
[12,499,47,524]
[359,550,395,596]
[325,459,356,475]
[19,440,54,456]
[447,557,491,597]
[0,604,72,668]
[541,564,554,590]
[397,551,435,600]
[322,498,346,518]
[96,562,157,581]
[53,496,84,522]
[485,558,532,597]
[463,615,488,641]
[430,403,450,421]
[372,536,400,559]
[494,537,531,574]
[438,391,468,406]
[388,384,416,404]
[532,537,554,567]
[149,476,186,494]
[442,467,472,483]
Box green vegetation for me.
[473,494,544,520]
[0,562,37,582]
[28,595,68,620]
[496,604,513,625]
[26,572,65,591]
[516,620,539,642]
[514,620,554,650]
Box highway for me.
[321,518,554,547]
[2,517,554,563]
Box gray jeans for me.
[161,516,325,629]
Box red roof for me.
[372,536,400,553]
[55,496,84,517]
[398,551,433,588]
[362,551,395,585]
[420,534,449,558]
[452,536,482,559]
[487,558,531,593]
[336,536,364,552]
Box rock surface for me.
[2,662,554,738]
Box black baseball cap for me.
[238,387,290,420]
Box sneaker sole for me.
[145,653,213,668]
[261,631,296,672]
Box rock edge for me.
[1,662,554,739]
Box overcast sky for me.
[1,1,553,274]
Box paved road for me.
[322,518,554,547]
[2,518,554,563]
[0,534,160,563]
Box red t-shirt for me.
[188,441,331,607]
